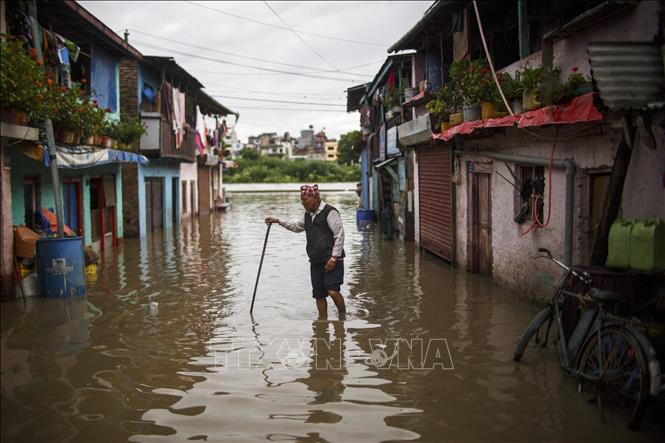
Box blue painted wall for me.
[360,148,370,209]
[10,148,123,245]
[137,159,180,238]
[91,45,119,114]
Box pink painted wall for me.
[1,142,14,298]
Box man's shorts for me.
[310,260,344,299]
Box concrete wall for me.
[448,2,664,301]
[1,139,13,298]
[137,159,180,238]
[180,162,198,219]
[622,130,665,220]
[497,2,662,94]
[454,121,663,301]
[9,148,123,245]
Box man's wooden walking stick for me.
[250,223,271,313]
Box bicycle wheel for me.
[576,325,650,430]
[514,306,553,362]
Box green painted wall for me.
[10,147,123,245]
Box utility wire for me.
[205,86,343,99]
[183,0,386,47]
[263,1,338,71]
[132,40,369,83]
[226,105,347,113]
[127,28,367,77]
[210,95,345,107]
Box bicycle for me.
[514,248,662,430]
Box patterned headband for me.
[300,184,320,198]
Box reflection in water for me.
[1,191,663,442]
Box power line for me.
[127,29,368,78]
[226,105,348,113]
[205,86,343,98]
[263,1,338,71]
[210,95,345,107]
[132,40,369,83]
[183,0,386,47]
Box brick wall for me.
[121,163,140,237]
[119,59,139,119]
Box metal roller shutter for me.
[418,145,453,262]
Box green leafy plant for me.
[449,58,493,106]
[106,116,146,148]
[426,84,459,124]
[539,69,591,106]
[0,34,48,118]
[520,65,545,92]
[383,86,403,110]
[50,82,97,134]
[497,71,523,101]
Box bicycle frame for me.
[537,249,598,374]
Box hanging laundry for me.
[194,106,208,156]
[387,69,395,94]
[171,85,186,148]
[160,81,174,126]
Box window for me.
[515,166,544,224]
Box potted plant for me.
[497,71,524,114]
[446,83,463,127]
[107,116,147,151]
[450,58,491,122]
[541,67,592,106]
[383,86,403,118]
[520,65,545,110]
[80,100,107,145]
[426,95,449,132]
[0,34,48,125]
[50,82,89,144]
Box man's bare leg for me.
[316,298,328,319]
[328,290,346,317]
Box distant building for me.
[324,140,338,162]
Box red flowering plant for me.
[449,58,494,106]
[49,82,104,137]
[0,34,50,122]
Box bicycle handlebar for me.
[536,247,593,286]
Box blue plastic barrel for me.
[356,208,376,229]
[36,237,86,298]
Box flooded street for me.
[2,190,663,442]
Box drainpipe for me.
[517,0,530,59]
[455,150,576,266]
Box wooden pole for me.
[590,117,635,265]
[250,223,271,313]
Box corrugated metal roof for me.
[387,0,466,54]
[346,84,370,112]
[588,42,665,111]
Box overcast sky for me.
[79,1,432,143]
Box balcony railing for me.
[139,112,196,162]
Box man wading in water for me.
[265,184,346,319]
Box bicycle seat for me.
[589,288,624,305]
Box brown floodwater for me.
[2,191,663,442]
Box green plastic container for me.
[629,218,665,272]
[606,219,633,269]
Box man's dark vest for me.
[304,204,345,263]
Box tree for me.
[240,147,259,161]
[337,130,361,165]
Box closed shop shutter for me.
[418,145,453,262]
